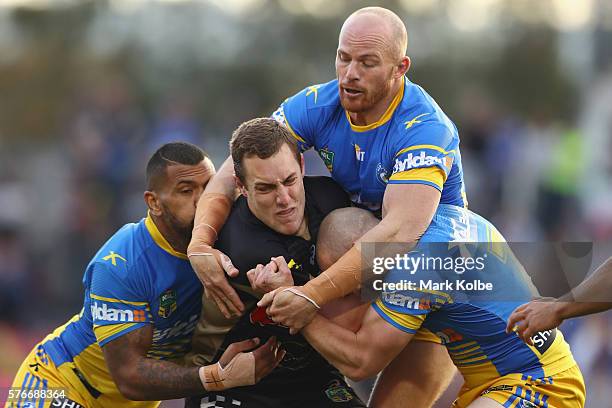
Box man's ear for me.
[234,175,248,197]
[395,56,411,78]
[144,191,162,216]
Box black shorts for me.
[185,372,367,408]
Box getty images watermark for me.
[359,242,605,303]
[370,250,493,292]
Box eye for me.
[256,185,274,193]
[181,189,193,194]
[362,60,377,68]
[338,52,350,62]
[283,177,297,186]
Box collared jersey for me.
[372,204,576,389]
[39,215,202,408]
[272,78,467,212]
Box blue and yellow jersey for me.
[37,214,202,407]
[272,78,467,211]
[372,205,576,389]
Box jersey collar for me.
[345,77,405,132]
[145,213,188,260]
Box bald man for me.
[302,207,584,408]
[188,6,463,407]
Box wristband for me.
[198,351,256,391]
[282,287,321,309]
[188,193,233,256]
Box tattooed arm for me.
[103,325,277,400]
[103,325,204,400]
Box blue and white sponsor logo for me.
[90,301,145,323]
[393,151,445,173]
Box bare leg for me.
[369,341,457,408]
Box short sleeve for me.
[389,122,458,192]
[89,262,152,347]
[271,87,319,152]
[371,250,452,334]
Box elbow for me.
[343,367,368,382]
[117,383,146,401]
[338,354,378,382]
[114,372,146,401]
[394,224,427,243]
[117,382,143,401]
[341,364,376,382]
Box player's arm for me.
[302,305,413,381]
[188,155,245,318]
[507,256,612,343]
[102,325,284,400]
[260,183,439,331]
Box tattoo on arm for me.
[103,325,205,400]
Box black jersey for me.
[186,177,366,407]
[214,176,350,380]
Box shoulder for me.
[88,219,156,288]
[284,79,339,109]
[391,80,458,146]
[274,80,340,123]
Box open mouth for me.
[342,86,364,96]
[276,208,295,218]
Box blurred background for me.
[0,0,610,406]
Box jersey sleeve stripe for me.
[394,144,455,157]
[387,179,443,192]
[90,294,148,307]
[95,322,145,346]
[372,299,424,333]
[389,167,446,189]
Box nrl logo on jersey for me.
[158,289,178,318]
[324,380,354,403]
[319,147,335,172]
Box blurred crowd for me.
[0,0,611,406]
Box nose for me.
[343,60,359,83]
[276,184,291,207]
[193,186,204,207]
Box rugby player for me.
[280,206,586,408]
[188,6,463,406]
[507,256,612,344]
[185,118,367,407]
[6,143,283,408]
